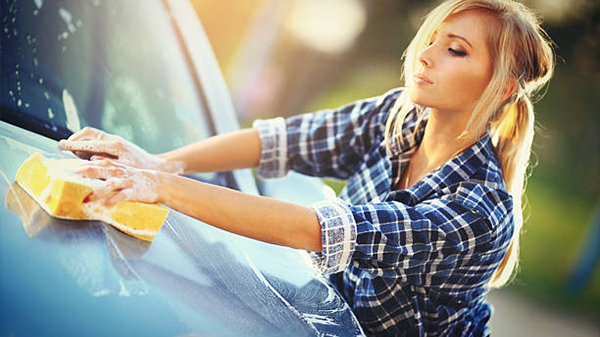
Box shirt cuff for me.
[252,117,290,179]
[309,199,357,275]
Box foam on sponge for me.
[15,153,168,241]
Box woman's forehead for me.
[438,9,497,46]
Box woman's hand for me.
[75,159,162,207]
[59,127,185,174]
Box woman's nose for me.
[418,45,434,68]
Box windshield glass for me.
[1,0,212,154]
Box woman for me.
[59,0,554,335]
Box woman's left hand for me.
[75,159,162,207]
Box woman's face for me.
[408,9,495,114]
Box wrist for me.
[155,171,171,204]
[155,154,186,174]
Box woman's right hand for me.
[59,127,185,174]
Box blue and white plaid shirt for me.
[253,88,514,336]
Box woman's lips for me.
[414,74,433,85]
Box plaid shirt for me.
[253,88,514,336]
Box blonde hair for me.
[385,0,554,288]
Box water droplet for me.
[17,99,22,107]
[48,108,54,119]
[25,102,30,108]
[33,57,38,67]
[9,90,14,97]
[58,7,73,25]
[44,92,50,100]
[40,78,44,85]
[34,0,44,10]
[63,89,81,132]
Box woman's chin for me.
[407,88,429,107]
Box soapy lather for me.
[15,153,168,241]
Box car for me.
[0,0,364,336]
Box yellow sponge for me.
[15,153,168,241]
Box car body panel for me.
[0,0,364,335]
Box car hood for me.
[0,121,363,336]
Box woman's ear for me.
[501,77,517,102]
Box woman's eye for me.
[448,48,467,56]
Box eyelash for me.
[448,48,467,57]
[428,41,468,57]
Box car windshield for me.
[1,0,212,155]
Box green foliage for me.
[511,179,600,318]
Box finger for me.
[104,190,130,207]
[91,158,125,170]
[88,178,132,203]
[67,127,102,141]
[74,164,109,180]
[90,155,114,161]
[75,161,128,179]
[58,140,122,158]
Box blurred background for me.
[189,0,599,335]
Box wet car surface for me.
[0,0,364,335]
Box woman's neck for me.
[412,108,481,173]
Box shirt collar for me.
[402,133,499,203]
[386,105,501,203]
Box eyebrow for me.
[447,33,472,48]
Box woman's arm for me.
[158,172,322,251]
[158,128,262,174]
[59,127,262,175]
[77,159,322,252]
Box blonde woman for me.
[60,0,554,335]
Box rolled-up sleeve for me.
[252,88,402,180]
[309,199,358,275]
[309,195,510,285]
[252,117,289,179]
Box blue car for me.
[0,0,364,335]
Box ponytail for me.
[488,95,535,287]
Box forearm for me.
[157,172,322,252]
[158,128,262,174]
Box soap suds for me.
[242,250,322,335]
[23,156,160,238]
[92,288,110,297]
[118,279,131,297]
